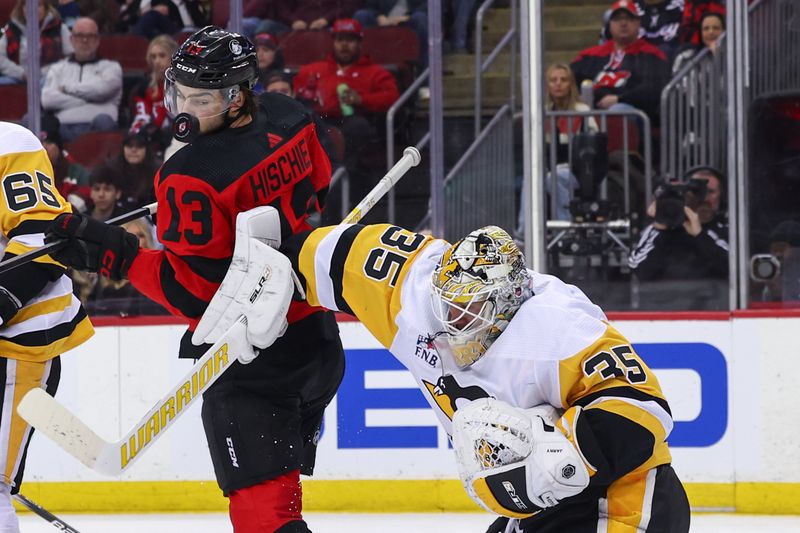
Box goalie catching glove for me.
[452,398,591,518]
[192,206,296,364]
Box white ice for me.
[17,512,800,532]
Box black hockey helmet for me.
[167,25,258,90]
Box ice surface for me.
[16,512,800,532]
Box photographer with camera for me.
[629,166,728,281]
[751,220,800,304]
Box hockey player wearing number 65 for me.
[43,26,345,533]
[0,121,94,532]
[277,223,690,533]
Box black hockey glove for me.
[45,213,139,281]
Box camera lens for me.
[750,255,780,281]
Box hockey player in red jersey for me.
[275,223,691,533]
[44,26,345,533]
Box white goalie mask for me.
[430,226,532,370]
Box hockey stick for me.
[342,146,421,224]
[16,148,422,475]
[0,202,158,276]
[13,493,81,532]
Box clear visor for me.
[164,69,238,120]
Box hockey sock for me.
[0,484,19,533]
[228,469,304,532]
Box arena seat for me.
[0,84,27,122]
[280,31,333,68]
[98,34,149,75]
[65,130,125,169]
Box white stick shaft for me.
[341,146,421,224]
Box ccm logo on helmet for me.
[176,63,197,73]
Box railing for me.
[660,45,727,181]
[749,0,800,99]
[474,0,518,137]
[660,0,800,183]
[544,109,653,217]
[440,105,515,242]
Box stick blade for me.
[17,388,110,472]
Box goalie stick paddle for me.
[17,147,422,475]
[13,493,81,532]
[0,202,158,276]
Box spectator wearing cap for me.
[245,0,361,38]
[353,0,428,65]
[251,32,286,95]
[40,17,122,142]
[129,34,178,153]
[97,131,159,209]
[38,114,92,214]
[571,0,670,124]
[0,0,73,85]
[294,18,399,204]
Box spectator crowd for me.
[4,0,790,313]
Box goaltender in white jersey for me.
[277,223,690,533]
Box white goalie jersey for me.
[284,223,675,520]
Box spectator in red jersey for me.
[0,0,72,84]
[294,18,400,203]
[129,34,178,154]
[680,0,725,46]
[245,0,362,38]
[572,0,670,124]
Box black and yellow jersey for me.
[0,122,93,361]
[283,223,674,509]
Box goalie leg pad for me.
[452,398,590,518]
[228,469,303,533]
